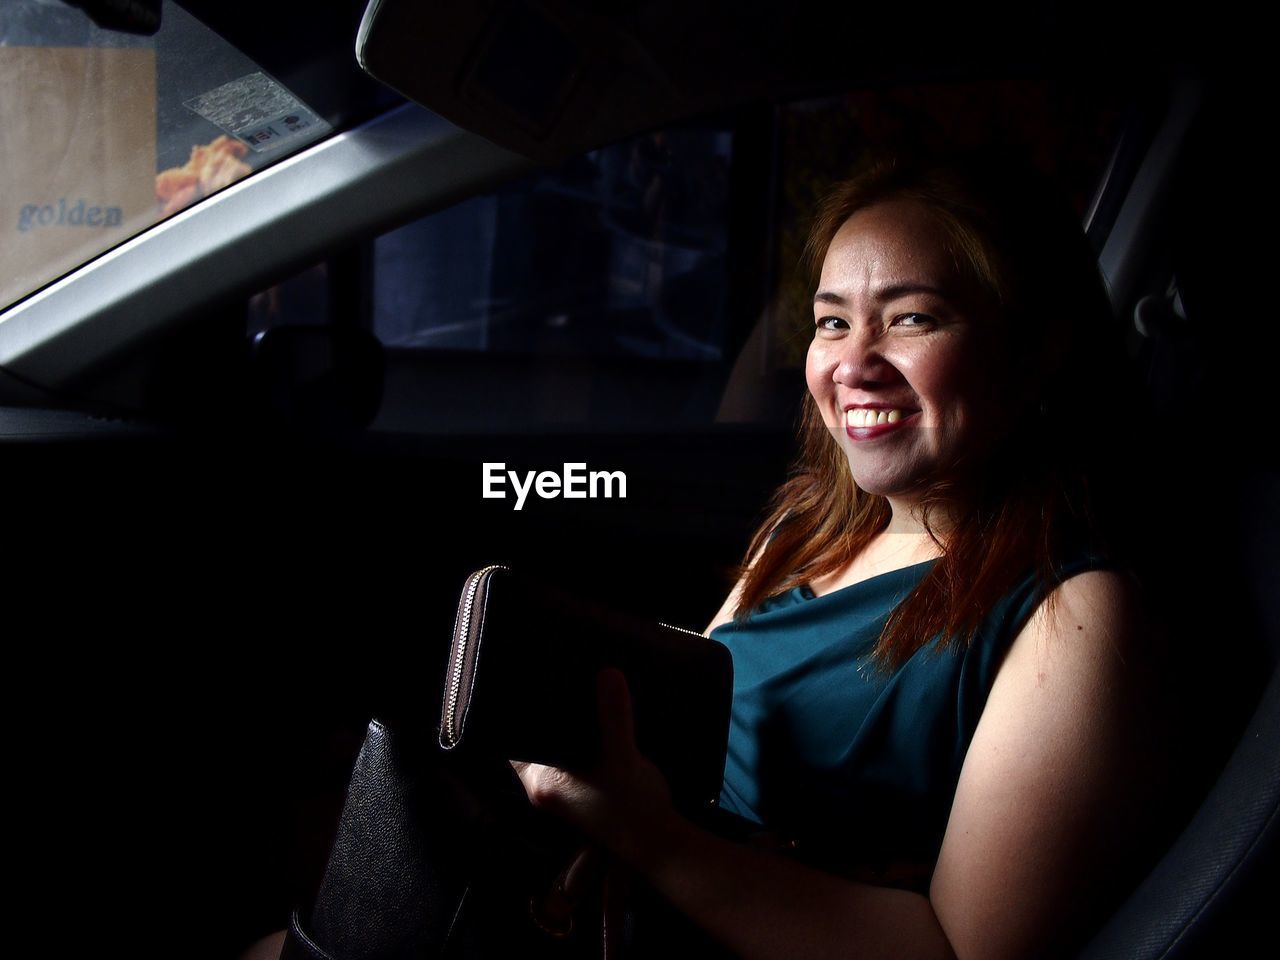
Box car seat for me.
[1075,65,1279,959]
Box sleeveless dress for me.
[708,552,1111,890]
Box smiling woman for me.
[510,151,1165,960]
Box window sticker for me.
[0,46,156,312]
[183,72,329,153]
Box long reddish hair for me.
[733,152,1138,670]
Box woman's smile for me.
[844,406,923,440]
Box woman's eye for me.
[890,313,935,329]
[816,315,847,332]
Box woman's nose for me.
[832,330,896,387]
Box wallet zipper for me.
[442,564,507,748]
[657,621,705,639]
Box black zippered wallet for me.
[438,565,734,813]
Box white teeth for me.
[845,408,910,427]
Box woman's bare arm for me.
[239,930,286,960]
[519,569,1160,960]
[625,811,957,959]
[929,569,1162,959]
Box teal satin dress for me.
[709,553,1109,888]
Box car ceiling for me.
[356,0,1206,163]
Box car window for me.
[0,0,331,313]
[373,128,733,360]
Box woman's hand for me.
[509,667,679,865]
[514,671,956,960]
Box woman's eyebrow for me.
[813,282,951,306]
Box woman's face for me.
[805,199,1010,510]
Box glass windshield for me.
[0,0,331,313]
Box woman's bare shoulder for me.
[703,532,783,636]
[704,575,746,636]
[929,567,1164,960]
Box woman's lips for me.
[845,409,921,441]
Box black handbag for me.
[280,568,741,959]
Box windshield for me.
[0,0,331,312]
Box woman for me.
[512,154,1166,960]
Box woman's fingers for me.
[504,672,674,860]
[596,667,638,762]
[529,844,605,936]
[512,668,636,781]
[511,759,568,810]
[561,845,606,899]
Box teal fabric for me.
[709,552,1110,882]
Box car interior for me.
[0,2,1273,958]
